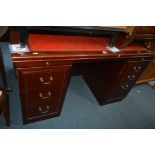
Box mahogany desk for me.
[11,34,155,124]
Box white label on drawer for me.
[9,44,30,53]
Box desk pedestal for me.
[84,58,150,105]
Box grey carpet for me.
[0,43,155,129]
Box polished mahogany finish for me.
[11,31,155,124]
[17,65,72,124]
[0,91,10,126]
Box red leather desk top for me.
[28,34,146,52]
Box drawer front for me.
[18,66,71,91]
[25,69,66,91]
[26,89,61,106]
[26,101,55,119]
[106,77,134,102]
[121,59,151,75]
[14,60,72,68]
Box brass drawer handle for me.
[128,75,135,80]
[39,76,53,85]
[133,66,141,71]
[39,91,51,99]
[133,66,138,71]
[132,75,135,79]
[38,105,50,114]
[137,66,141,70]
[121,84,129,90]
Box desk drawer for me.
[105,78,133,102]
[121,59,151,75]
[14,60,72,68]
[25,89,60,106]
[18,65,72,91]
[26,101,56,119]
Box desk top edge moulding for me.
[8,26,155,124]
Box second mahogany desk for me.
[11,34,155,124]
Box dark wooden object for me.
[84,57,151,104]
[0,91,10,126]
[9,27,20,44]
[11,36,155,124]
[17,65,72,124]
[10,27,155,124]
